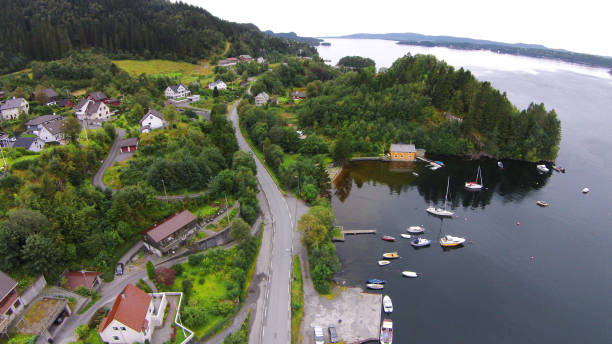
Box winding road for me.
[92,128,125,190]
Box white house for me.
[13,136,44,152]
[25,114,62,132]
[254,92,269,106]
[37,120,64,143]
[75,99,110,122]
[257,57,265,64]
[0,98,29,120]
[164,84,191,100]
[98,284,167,344]
[140,109,167,133]
[208,80,227,90]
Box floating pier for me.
[343,229,377,235]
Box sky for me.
[178,0,612,57]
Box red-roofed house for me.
[64,271,101,292]
[98,284,167,344]
[143,210,198,257]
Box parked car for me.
[115,262,124,276]
[328,325,338,343]
[314,326,324,344]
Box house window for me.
[14,299,21,307]
[121,327,126,331]
[113,327,118,330]
[7,308,13,315]
[113,336,119,341]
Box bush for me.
[74,285,92,297]
[182,306,207,328]
[188,253,204,266]
[154,266,176,286]
[146,261,155,280]
[173,264,184,277]
[11,158,38,170]
[211,302,234,317]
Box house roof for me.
[145,210,197,243]
[88,91,107,101]
[291,91,306,98]
[26,114,61,127]
[1,98,26,110]
[13,136,38,149]
[119,137,139,148]
[209,80,225,87]
[99,284,151,333]
[86,101,104,115]
[390,143,416,153]
[42,88,59,99]
[56,99,73,107]
[0,271,18,301]
[42,120,64,135]
[140,109,165,123]
[75,99,89,110]
[255,92,269,99]
[168,84,186,93]
[65,271,101,291]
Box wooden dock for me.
[342,229,377,235]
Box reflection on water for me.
[335,158,551,208]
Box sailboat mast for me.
[444,177,450,210]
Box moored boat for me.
[465,165,484,190]
[406,225,425,234]
[498,161,504,169]
[380,319,393,344]
[400,233,412,239]
[402,271,418,278]
[582,187,590,194]
[536,200,549,207]
[410,238,431,247]
[383,295,393,313]
[537,164,550,173]
[378,260,391,266]
[367,278,386,284]
[367,283,384,290]
[381,235,396,242]
[440,235,466,247]
[382,252,399,259]
[427,177,454,216]
[552,165,566,173]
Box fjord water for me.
[318,39,612,343]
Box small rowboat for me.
[536,200,549,207]
[410,238,431,247]
[381,235,396,242]
[402,271,418,278]
[537,164,550,173]
[406,226,424,234]
[400,234,412,239]
[582,187,590,194]
[383,295,393,313]
[382,252,399,259]
[378,260,391,266]
[367,278,386,284]
[366,283,384,290]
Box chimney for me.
[121,292,126,299]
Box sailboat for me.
[427,177,454,217]
[465,165,483,190]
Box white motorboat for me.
[426,177,454,216]
[406,225,424,234]
[367,283,384,290]
[380,319,393,344]
[440,235,466,247]
[582,187,590,194]
[410,238,431,247]
[400,233,412,239]
[383,295,393,313]
[537,164,550,173]
[465,165,483,190]
[402,271,418,278]
[378,260,391,266]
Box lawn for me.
[103,160,127,189]
[112,59,212,84]
[291,256,304,344]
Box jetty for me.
[332,227,376,242]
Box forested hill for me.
[0,0,316,74]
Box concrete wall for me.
[21,276,46,306]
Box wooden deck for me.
[342,229,377,235]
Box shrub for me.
[146,261,155,280]
[182,306,207,328]
[74,285,92,297]
[173,264,184,277]
[188,253,204,266]
[154,266,176,286]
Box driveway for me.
[92,128,126,190]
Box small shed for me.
[119,138,139,153]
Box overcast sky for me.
[179,0,612,57]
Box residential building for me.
[239,55,253,62]
[143,210,198,257]
[291,91,307,100]
[119,138,138,153]
[0,271,24,330]
[64,271,102,292]
[0,98,29,120]
[390,143,417,161]
[37,120,65,143]
[75,99,110,122]
[256,57,265,64]
[55,99,74,108]
[87,91,108,102]
[218,57,238,67]
[98,284,166,344]
[13,136,44,152]
[254,92,269,106]
[208,80,227,91]
[164,84,190,100]
[25,114,62,131]
[140,109,167,133]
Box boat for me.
[552,165,566,173]
[381,235,396,242]
[498,161,504,169]
[406,225,424,234]
[400,233,412,239]
[582,187,590,194]
[380,319,393,344]
[382,252,399,259]
[410,238,431,247]
[536,200,549,207]
[435,161,445,167]
[402,271,418,278]
[378,260,391,266]
[426,177,454,217]
[367,279,386,284]
[382,295,393,313]
[440,235,466,247]
[412,171,419,176]
[465,165,484,190]
[537,164,550,173]
[429,163,441,170]
[367,283,384,290]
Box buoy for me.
[464,217,468,221]
[530,256,535,260]
[516,221,521,226]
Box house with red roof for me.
[142,210,198,257]
[64,271,102,292]
[98,284,166,344]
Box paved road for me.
[229,102,293,344]
[92,128,126,190]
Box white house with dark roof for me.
[75,99,110,122]
[0,98,29,120]
[37,120,65,143]
[254,92,269,106]
[13,136,44,152]
[25,114,62,131]
[208,80,227,90]
[140,109,167,133]
[164,84,190,100]
[143,210,198,257]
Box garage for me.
[119,137,139,153]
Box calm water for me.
[318,39,612,343]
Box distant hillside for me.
[331,32,612,68]
[264,31,323,46]
[0,0,316,74]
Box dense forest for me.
[297,54,561,161]
[0,0,317,74]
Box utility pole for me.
[161,179,168,202]
[224,194,230,226]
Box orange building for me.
[390,144,417,161]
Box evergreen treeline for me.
[0,0,316,74]
[298,54,561,161]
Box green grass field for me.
[112,59,212,84]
